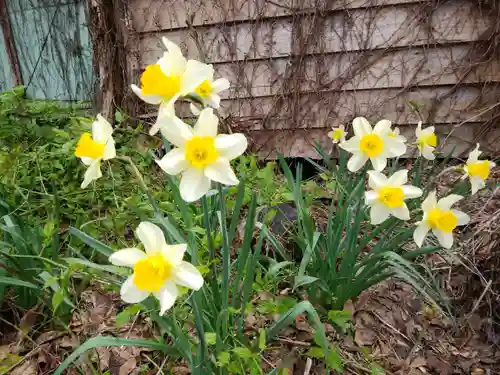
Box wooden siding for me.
[127,0,500,157]
[2,0,93,100]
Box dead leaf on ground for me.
[410,357,427,368]
[10,359,37,375]
[119,357,137,375]
[354,327,376,346]
[172,365,191,374]
[471,368,485,375]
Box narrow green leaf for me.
[294,275,319,289]
[53,337,173,375]
[258,328,266,350]
[0,276,38,289]
[69,227,113,256]
[326,346,344,371]
[304,346,324,358]
[204,332,217,345]
[232,347,254,359]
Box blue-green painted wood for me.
[6,0,94,100]
[0,26,14,91]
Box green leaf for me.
[258,328,266,350]
[52,290,64,312]
[304,346,325,359]
[371,365,385,375]
[0,276,38,289]
[116,305,141,328]
[204,332,217,346]
[327,310,352,331]
[69,227,114,256]
[115,110,123,123]
[294,275,319,289]
[326,346,343,371]
[53,336,174,375]
[216,352,231,367]
[232,347,254,359]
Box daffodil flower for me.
[189,73,230,115]
[75,114,115,188]
[415,121,437,160]
[339,117,406,172]
[462,143,496,195]
[327,125,346,144]
[156,108,247,202]
[109,222,204,314]
[131,37,213,135]
[387,127,406,142]
[365,170,423,224]
[413,192,469,249]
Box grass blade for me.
[69,227,113,257]
[0,276,38,289]
[53,336,174,375]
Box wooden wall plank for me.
[138,45,499,100]
[138,2,488,65]
[130,0,426,33]
[251,123,500,159]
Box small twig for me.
[466,279,492,320]
[372,311,412,343]
[277,337,311,347]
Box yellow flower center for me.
[359,134,384,157]
[388,132,396,138]
[418,133,437,148]
[194,80,213,98]
[427,208,457,233]
[133,253,174,293]
[467,161,490,180]
[75,133,105,159]
[378,186,405,208]
[331,129,345,141]
[140,64,181,99]
[185,136,219,168]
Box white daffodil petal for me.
[347,153,368,172]
[205,158,239,186]
[415,122,423,137]
[433,229,453,249]
[180,168,211,202]
[365,190,379,205]
[109,248,146,267]
[93,114,113,143]
[162,244,187,266]
[391,204,410,221]
[370,156,387,172]
[131,84,163,105]
[402,185,423,198]
[159,116,194,148]
[182,60,213,94]
[81,159,102,189]
[136,222,167,255]
[214,134,248,160]
[367,170,387,190]
[413,222,431,247]
[162,37,184,60]
[387,170,408,186]
[103,139,116,160]
[156,149,189,175]
[338,136,360,152]
[209,94,221,108]
[190,102,202,116]
[121,276,149,303]
[173,261,204,290]
[374,119,391,134]
[212,78,230,93]
[422,145,435,160]
[157,281,178,315]
[194,108,218,137]
[437,194,463,210]
[370,203,391,225]
[422,191,437,211]
[470,177,485,195]
[452,210,470,226]
[385,138,406,157]
[352,117,371,136]
[467,143,481,163]
[81,157,94,166]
